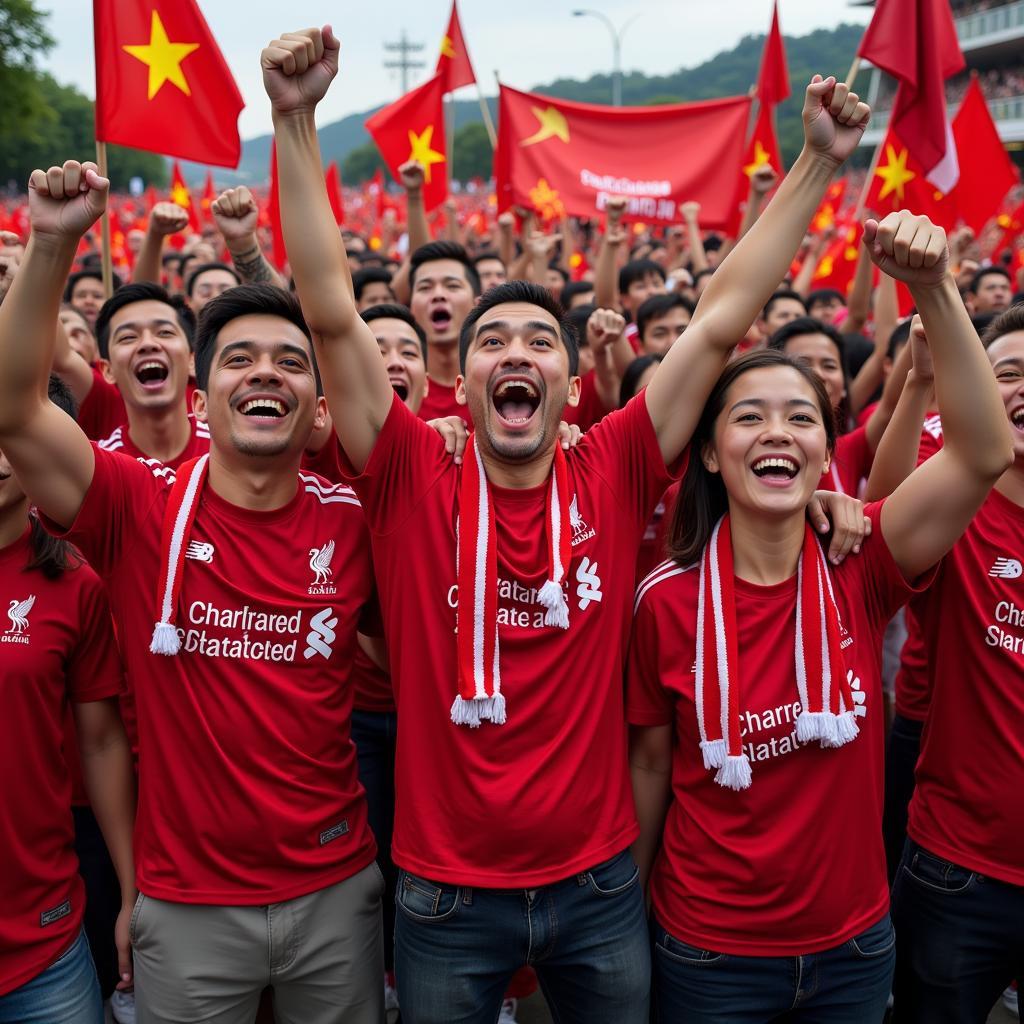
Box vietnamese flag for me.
[992,198,1024,262]
[948,78,1019,235]
[756,1,790,106]
[94,0,245,168]
[436,0,476,93]
[366,73,448,212]
[812,179,847,233]
[325,162,345,226]
[169,161,201,232]
[495,84,751,230]
[726,100,784,235]
[199,169,216,225]
[268,143,286,271]
[812,220,863,295]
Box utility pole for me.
[383,31,426,94]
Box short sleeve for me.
[77,369,126,441]
[40,444,165,577]
[67,567,125,704]
[626,594,675,727]
[337,391,453,535]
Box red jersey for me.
[341,392,678,887]
[78,369,199,443]
[564,371,612,431]
[97,414,210,473]
[908,486,1024,885]
[819,425,873,495]
[0,528,123,995]
[418,381,470,425]
[627,503,931,955]
[45,448,377,904]
[637,481,680,584]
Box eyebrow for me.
[217,340,312,364]
[475,319,559,340]
[728,397,818,414]
[992,357,1024,371]
[112,318,179,337]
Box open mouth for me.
[134,361,169,388]
[751,455,800,483]
[429,308,452,333]
[492,378,540,426]
[1011,407,1024,433]
[389,379,409,402]
[239,397,288,419]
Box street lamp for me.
[571,9,642,106]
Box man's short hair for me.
[194,284,319,394]
[762,289,807,321]
[459,280,577,376]
[969,266,1011,295]
[565,303,596,348]
[472,251,505,269]
[886,318,913,361]
[981,302,1024,349]
[703,235,724,253]
[63,268,122,302]
[95,282,196,360]
[806,288,845,310]
[561,281,595,307]
[767,315,845,358]
[547,262,570,285]
[619,354,663,408]
[361,302,428,361]
[693,267,715,288]
[185,262,241,297]
[618,259,666,295]
[409,240,481,295]
[636,293,695,340]
[351,266,394,303]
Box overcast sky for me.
[40,0,870,140]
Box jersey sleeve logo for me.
[989,557,1023,580]
[4,594,35,642]
[185,541,215,564]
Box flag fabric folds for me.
[93,0,244,168]
[366,74,448,212]
[325,162,346,226]
[495,85,752,230]
[436,0,476,93]
[169,161,200,232]
[756,1,790,106]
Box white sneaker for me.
[109,990,137,1024]
[1002,984,1018,1014]
[384,979,400,1013]
[497,998,518,1024]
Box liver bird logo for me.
[309,541,335,586]
[6,595,36,634]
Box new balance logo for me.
[989,557,1022,580]
[304,608,338,660]
[576,557,603,611]
[847,670,867,719]
[185,541,215,563]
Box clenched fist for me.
[587,308,626,352]
[262,26,340,116]
[863,212,949,289]
[801,76,870,169]
[28,160,109,244]
[211,187,259,244]
[148,202,190,237]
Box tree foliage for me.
[0,0,54,147]
[452,123,493,181]
[341,141,388,185]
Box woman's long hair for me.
[666,349,837,566]
[25,513,82,579]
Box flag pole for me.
[446,94,455,195]
[476,84,497,149]
[95,140,114,299]
[846,57,861,90]
[854,134,885,220]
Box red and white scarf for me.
[695,514,857,790]
[149,455,209,656]
[451,436,572,727]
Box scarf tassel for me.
[832,709,860,745]
[149,621,181,656]
[538,579,569,629]
[450,692,507,728]
[700,738,727,771]
[715,753,752,791]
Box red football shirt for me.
[45,448,377,904]
[96,414,210,472]
[563,371,612,431]
[341,392,678,886]
[627,503,931,955]
[818,425,873,495]
[0,528,123,995]
[417,381,471,425]
[908,486,1024,885]
[78,369,198,442]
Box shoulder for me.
[96,424,126,452]
[297,471,363,510]
[188,414,211,442]
[633,557,698,617]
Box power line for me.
[383,31,427,94]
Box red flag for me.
[993,198,1024,262]
[726,101,785,235]
[863,126,959,231]
[436,0,476,93]
[268,143,286,271]
[169,161,200,232]
[368,168,386,220]
[757,1,790,106]
[366,74,448,212]
[325,162,345,226]
[948,78,1019,235]
[495,85,751,230]
[857,0,964,184]
[812,179,847,233]
[200,170,216,224]
[812,220,863,296]
[93,0,244,168]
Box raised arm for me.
[874,213,1014,578]
[211,186,286,287]
[646,77,870,463]
[265,26,394,471]
[594,197,627,311]
[131,202,189,284]
[0,161,101,527]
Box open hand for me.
[262,26,340,116]
[807,490,871,564]
[28,160,109,244]
[802,76,870,168]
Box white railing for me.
[956,0,1024,43]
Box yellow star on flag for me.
[528,178,565,221]
[440,34,457,60]
[874,144,916,204]
[814,255,835,279]
[123,11,200,101]
[521,106,570,147]
[171,182,191,209]
[407,125,446,183]
[743,140,771,179]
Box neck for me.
[478,442,555,490]
[427,341,460,388]
[127,400,192,463]
[0,497,30,550]
[995,460,1024,508]
[727,505,806,585]
[206,447,300,511]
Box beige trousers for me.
[132,863,384,1024]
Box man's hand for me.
[801,76,870,169]
[399,160,426,194]
[907,314,934,384]
[527,230,560,260]
[605,196,627,228]
[681,201,701,222]
[114,896,135,992]
[807,491,872,564]
[27,161,109,245]
[262,26,339,117]
[148,202,190,237]
[211,187,259,246]
[587,308,626,353]
[863,212,949,289]
[427,416,470,464]
[557,421,583,450]
[497,211,515,232]
[750,165,779,196]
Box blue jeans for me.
[350,708,397,973]
[652,913,895,1023]
[73,804,121,999]
[394,848,650,1024]
[892,839,1024,1023]
[0,929,102,1024]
